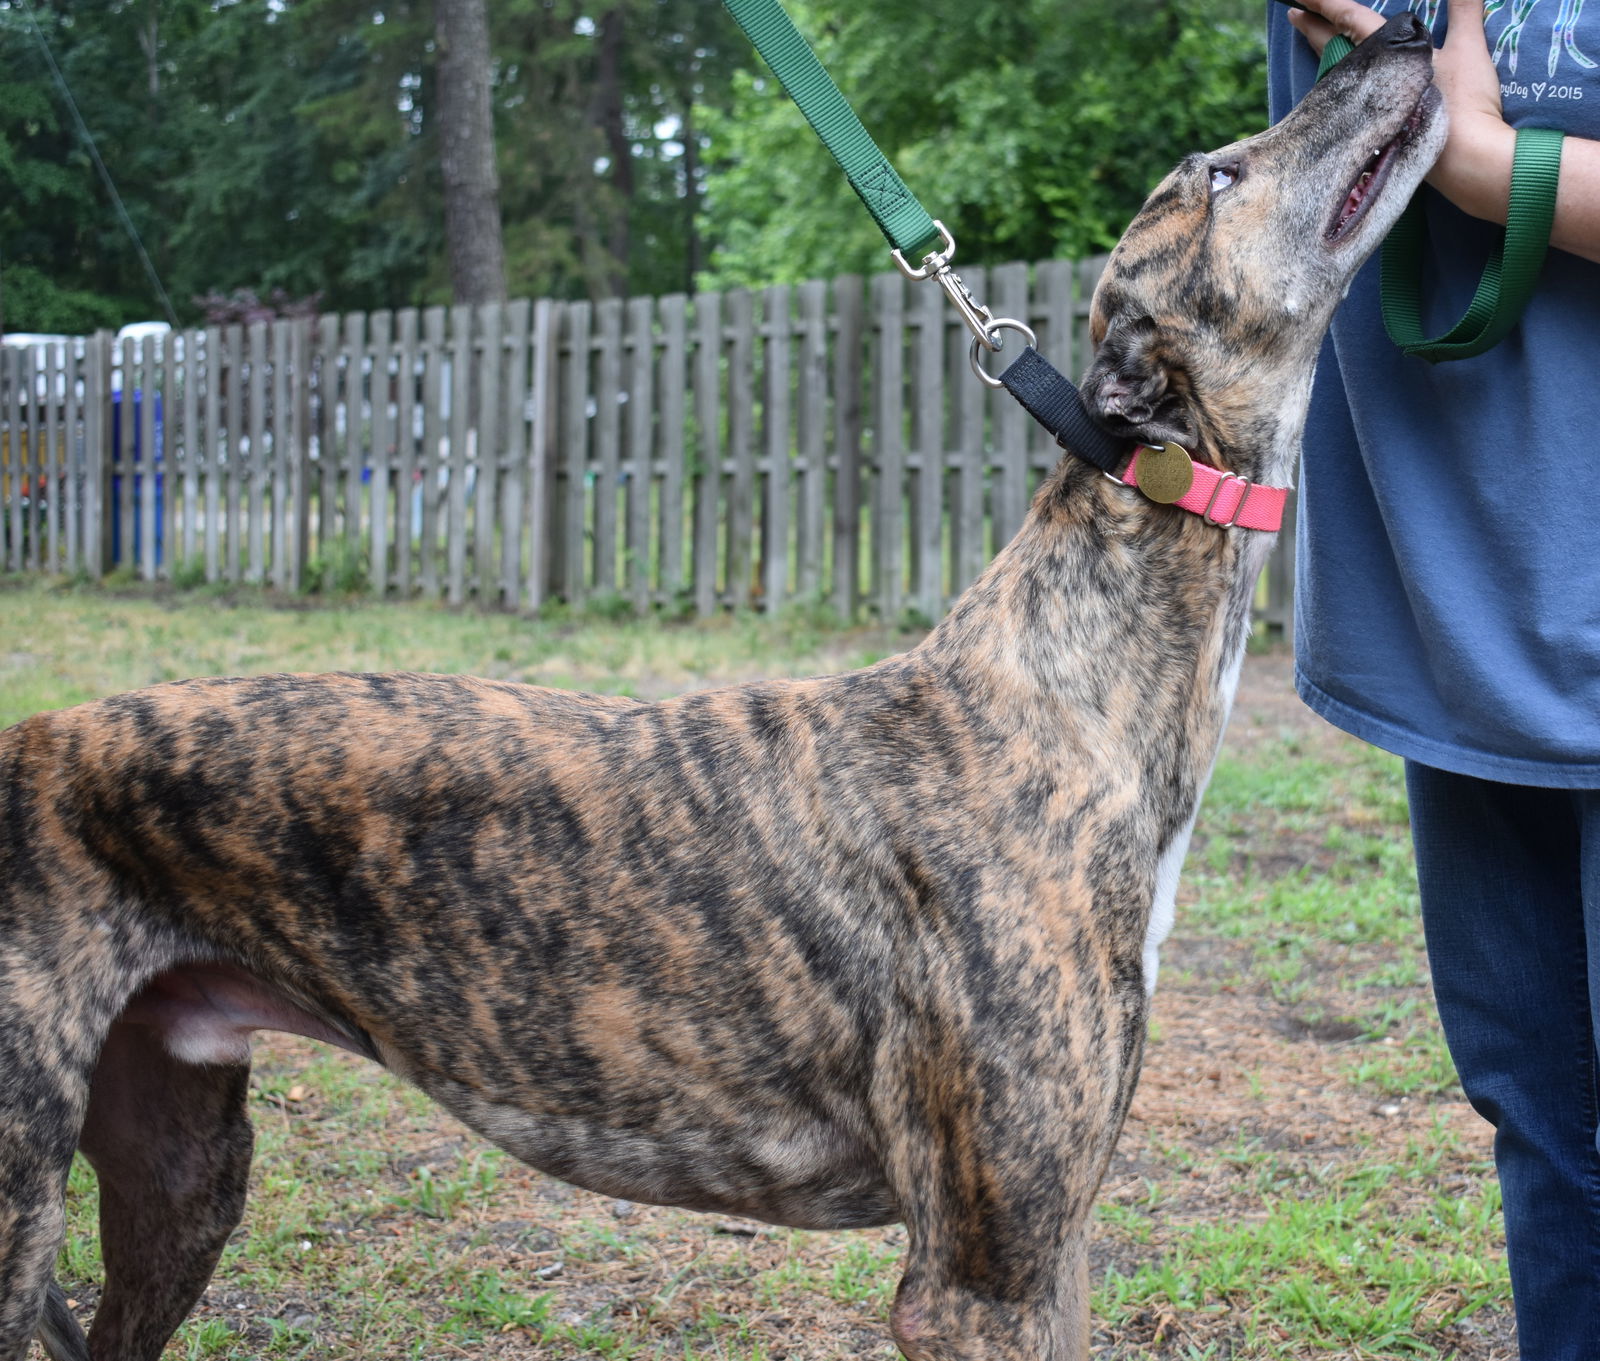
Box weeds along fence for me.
[0,258,1295,628]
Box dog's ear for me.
[1081,314,1199,450]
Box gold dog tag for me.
[1134,442,1195,504]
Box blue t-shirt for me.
[1268,2,1600,787]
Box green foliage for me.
[699,0,1269,286]
[0,263,121,335]
[304,537,370,597]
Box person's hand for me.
[1425,0,1518,223]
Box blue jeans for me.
[1406,762,1600,1360]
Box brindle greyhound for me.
[0,17,1443,1360]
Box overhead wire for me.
[14,0,181,327]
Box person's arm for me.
[1289,0,1600,264]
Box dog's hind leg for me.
[75,1022,254,1361]
[0,979,95,1361]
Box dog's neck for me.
[917,448,1283,841]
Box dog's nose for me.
[1382,11,1430,49]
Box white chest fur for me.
[1141,643,1245,994]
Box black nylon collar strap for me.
[997,345,1134,475]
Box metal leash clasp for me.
[892,220,1035,389]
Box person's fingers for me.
[1436,0,1504,117]
[1287,7,1337,56]
[1443,0,1491,57]
[1294,0,1389,42]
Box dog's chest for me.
[409,1068,898,1229]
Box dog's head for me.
[1081,13,1447,486]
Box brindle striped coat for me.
[0,18,1444,1360]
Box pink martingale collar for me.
[1116,443,1289,532]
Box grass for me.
[0,576,900,730]
[2,576,1511,1360]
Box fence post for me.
[63,340,80,575]
[271,322,292,589]
[656,295,688,611]
[761,283,790,614]
[989,263,1029,545]
[420,306,446,600]
[113,338,133,576]
[369,310,393,598]
[795,280,827,604]
[83,331,114,577]
[474,302,501,605]
[222,324,243,581]
[592,298,623,601]
[831,275,864,621]
[394,309,420,599]
[525,299,558,612]
[691,290,721,617]
[292,318,313,593]
[911,273,944,622]
[870,271,905,624]
[16,348,36,573]
[244,322,266,582]
[446,304,473,607]
[159,332,178,579]
[2,347,16,572]
[45,342,63,574]
[952,264,987,595]
[625,294,654,615]
[501,299,531,609]
[179,330,199,571]
[725,289,755,612]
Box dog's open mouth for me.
[1325,85,1439,245]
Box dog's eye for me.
[1208,163,1240,194]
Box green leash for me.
[1317,33,1564,363]
[718,0,1139,472]
[720,0,944,262]
[720,0,1038,381]
[1380,127,1564,361]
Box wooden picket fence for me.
[0,258,1295,629]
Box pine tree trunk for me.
[593,7,632,298]
[435,0,506,304]
[683,101,701,293]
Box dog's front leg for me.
[888,1228,1094,1361]
[875,988,1145,1359]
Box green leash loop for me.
[721,0,944,261]
[1317,33,1355,78]
[1315,31,1563,363]
[1380,127,1563,361]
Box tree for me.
[490,0,743,299]
[435,0,505,303]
